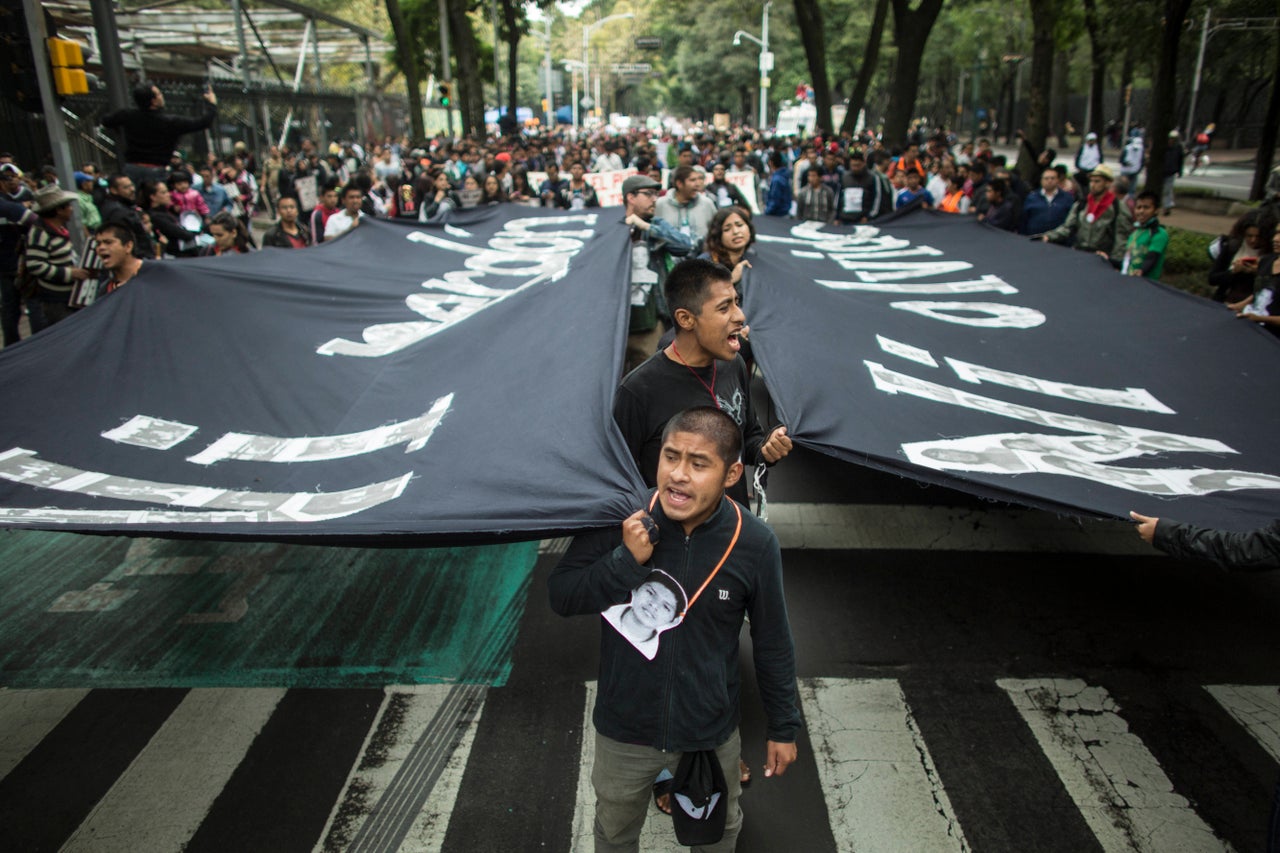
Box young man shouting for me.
[549,406,800,853]
[614,258,791,507]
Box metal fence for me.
[1,77,409,175]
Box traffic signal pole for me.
[21,0,83,253]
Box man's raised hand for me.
[621,509,656,565]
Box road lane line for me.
[1205,684,1280,762]
[802,677,969,853]
[0,688,89,781]
[59,687,284,853]
[766,503,1151,553]
[319,684,486,853]
[999,678,1233,852]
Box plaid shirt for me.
[796,183,836,224]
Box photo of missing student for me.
[602,569,689,661]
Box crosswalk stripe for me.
[59,687,285,853]
[317,685,487,853]
[766,503,1151,553]
[0,687,88,781]
[998,677,1233,852]
[801,678,969,852]
[1204,684,1280,763]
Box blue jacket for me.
[765,167,792,216]
[200,183,234,217]
[1020,189,1075,236]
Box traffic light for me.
[0,0,41,112]
[47,36,87,96]
[438,82,451,107]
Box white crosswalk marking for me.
[316,685,486,853]
[1205,684,1280,762]
[801,678,969,852]
[0,688,88,781]
[572,682,685,853]
[999,678,1233,853]
[59,687,285,853]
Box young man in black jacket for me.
[260,197,311,249]
[549,406,800,853]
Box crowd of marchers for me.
[2,76,1280,346]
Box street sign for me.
[760,50,774,72]
[609,63,652,74]
[634,36,662,49]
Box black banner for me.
[746,212,1280,532]
[0,208,645,539]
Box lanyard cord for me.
[646,492,742,614]
[669,344,720,409]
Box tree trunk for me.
[1051,45,1071,148]
[501,0,522,132]
[384,0,424,141]
[1015,0,1056,182]
[793,0,833,135]
[884,0,946,145]
[447,0,484,136]
[1144,0,1193,200]
[1250,30,1280,201]
[841,0,889,135]
[1082,0,1107,138]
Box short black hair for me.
[664,257,733,320]
[662,406,743,467]
[1135,190,1160,206]
[988,178,1008,198]
[672,164,696,185]
[95,222,134,245]
[132,81,157,109]
[341,181,363,199]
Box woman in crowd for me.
[419,170,461,222]
[1209,212,1274,304]
[507,166,539,206]
[700,206,756,293]
[140,180,201,258]
[1226,227,1280,338]
[481,173,508,206]
[457,173,484,209]
[201,211,256,256]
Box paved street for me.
[0,441,1277,852]
[1177,160,1261,202]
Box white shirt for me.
[593,152,624,172]
[324,209,361,240]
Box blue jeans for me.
[591,729,742,853]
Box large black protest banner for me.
[0,209,645,539]
[745,212,1280,532]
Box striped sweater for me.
[24,219,77,294]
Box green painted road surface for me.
[0,531,538,689]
